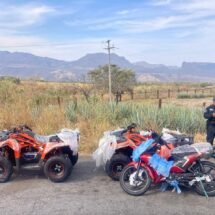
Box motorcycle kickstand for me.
[199,180,208,199]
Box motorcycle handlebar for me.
[151,132,171,149]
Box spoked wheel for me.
[44,156,72,182]
[193,161,215,197]
[120,165,151,196]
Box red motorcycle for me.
[120,136,215,197]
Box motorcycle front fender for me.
[127,161,159,182]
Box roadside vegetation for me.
[0,74,214,152]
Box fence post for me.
[177,88,180,97]
[168,89,170,98]
[57,96,61,108]
[130,91,134,100]
[158,98,162,109]
[144,90,147,99]
[36,98,40,106]
[157,90,160,99]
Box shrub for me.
[0,76,20,84]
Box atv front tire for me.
[0,156,13,183]
[105,154,131,181]
[44,156,72,182]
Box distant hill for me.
[0,51,215,82]
[70,53,133,68]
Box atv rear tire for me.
[105,154,131,181]
[0,156,13,183]
[44,156,72,182]
[71,153,78,166]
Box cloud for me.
[65,10,215,34]
[175,0,215,12]
[116,10,131,15]
[152,0,174,6]
[116,9,139,16]
[0,34,45,48]
[0,0,215,66]
[1,28,215,66]
[0,3,56,28]
[64,0,215,34]
[134,11,215,32]
[0,33,104,61]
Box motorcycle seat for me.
[171,143,213,159]
[171,144,197,159]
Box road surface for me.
[0,156,214,215]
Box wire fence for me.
[31,86,215,110]
[122,86,215,101]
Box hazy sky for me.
[0,0,215,65]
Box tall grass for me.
[0,80,207,152]
[65,101,205,135]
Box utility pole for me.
[105,40,115,103]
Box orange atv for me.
[105,123,151,180]
[0,125,80,183]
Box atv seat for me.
[35,134,62,143]
[116,136,127,143]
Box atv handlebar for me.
[0,125,33,140]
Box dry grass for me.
[0,79,211,153]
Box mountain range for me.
[0,51,215,82]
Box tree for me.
[69,83,94,103]
[88,65,136,101]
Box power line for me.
[104,40,115,103]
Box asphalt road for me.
[0,156,215,215]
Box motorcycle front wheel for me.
[120,164,151,196]
[193,161,215,197]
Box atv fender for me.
[0,139,21,171]
[0,139,20,158]
[41,142,73,160]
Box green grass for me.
[65,101,205,134]
[177,93,211,99]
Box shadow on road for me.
[10,156,100,183]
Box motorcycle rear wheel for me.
[193,161,215,197]
[120,164,151,196]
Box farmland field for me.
[0,79,214,152]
